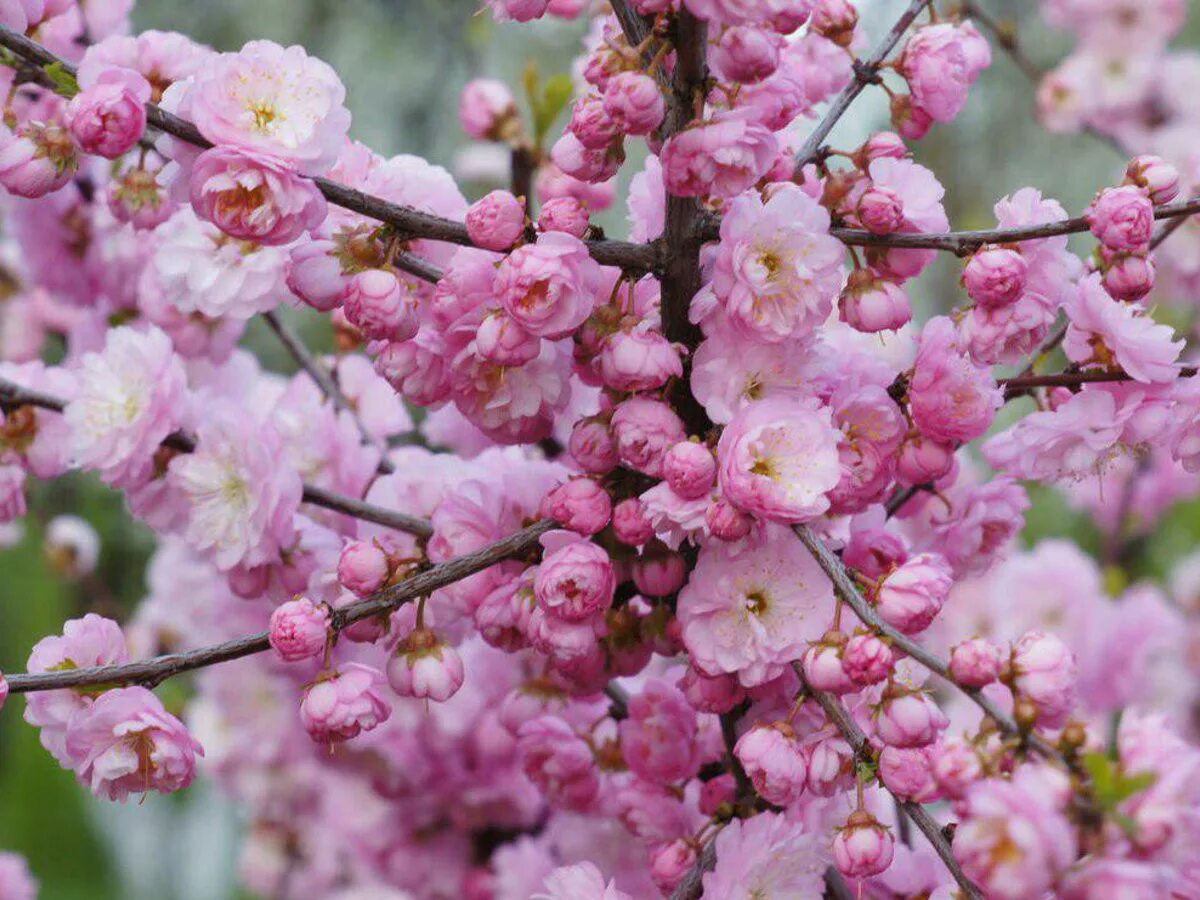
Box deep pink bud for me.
[632,551,686,597]
[963,248,1027,309]
[699,773,737,814]
[66,68,150,159]
[337,541,389,597]
[843,528,908,579]
[840,272,912,333]
[857,186,905,234]
[875,689,949,748]
[1102,252,1155,303]
[843,633,894,685]
[344,269,418,342]
[538,195,590,237]
[833,811,895,879]
[704,496,753,542]
[711,26,781,84]
[889,93,933,141]
[801,632,855,693]
[612,498,656,546]
[650,840,695,895]
[602,72,664,136]
[734,723,807,806]
[678,665,744,714]
[465,190,526,251]
[268,598,331,662]
[896,435,955,486]
[540,478,612,535]
[476,312,540,366]
[568,95,621,150]
[878,745,941,802]
[287,239,350,311]
[855,131,908,166]
[949,638,1002,687]
[1125,154,1180,205]
[662,440,716,500]
[569,416,619,474]
[874,552,953,634]
[1087,185,1153,251]
[387,628,465,702]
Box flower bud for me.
[387,627,465,702]
[678,665,744,714]
[1125,154,1180,205]
[712,26,781,84]
[612,498,656,546]
[662,440,716,501]
[66,68,150,159]
[878,745,941,802]
[534,540,615,621]
[540,478,612,536]
[857,186,905,235]
[476,312,540,366]
[874,552,952,634]
[843,633,894,685]
[949,638,1002,687]
[963,248,1027,309]
[874,689,949,748]
[538,195,590,237]
[602,72,664,137]
[804,737,855,797]
[1102,252,1155,303]
[705,496,753,542]
[1087,185,1153,252]
[344,269,418,343]
[569,416,618,474]
[930,737,982,798]
[1010,630,1077,728]
[597,328,682,392]
[810,0,859,47]
[287,239,350,311]
[801,631,855,693]
[839,271,912,333]
[734,723,807,806]
[465,190,526,251]
[459,78,518,141]
[337,541,389,597]
[632,551,686,597]
[833,810,895,879]
[853,131,908,168]
[895,435,955,486]
[268,598,331,663]
[650,840,696,895]
[300,663,391,743]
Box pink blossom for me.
[540,478,612,536]
[702,811,825,897]
[1063,273,1182,383]
[64,325,186,489]
[963,248,1028,309]
[928,476,1029,575]
[459,78,518,141]
[182,40,350,175]
[549,131,623,184]
[1010,630,1078,728]
[930,738,982,798]
[874,689,948,748]
[387,628,465,702]
[597,327,682,392]
[734,723,807,805]
[843,633,894,685]
[878,745,941,802]
[375,330,452,407]
[610,397,687,478]
[611,497,655,546]
[678,525,833,686]
[0,119,78,198]
[189,146,327,245]
[861,158,949,281]
[856,186,905,234]
[268,597,330,662]
[538,195,590,237]
[909,316,1002,444]
[65,67,150,159]
[1102,252,1155,303]
[1125,154,1179,205]
[662,440,717,500]
[619,678,700,784]
[717,397,842,524]
[949,638,1003,687]
[344,269,418,343]
[534,539,615,621]
[805,735,856,796]
[569,416,619,475]
[106,163,175,229]
[300,663,391,743]
[601,72,664,136]
[495,232,602,338]
[1087,185,1153,251]
[839,273,912,333]
[833,811,895,879]
[475,312,540,366]
[517,715,599,811]
[65,686,203,801]
[535,862,630,900]
[705,496,753,542]
[711,26,782,83]
[650,841,696,895]
[874,551,953,634]
[486,0,550,23]
[809,0,857,45]
[465,190,526,251]
[660,110,777,199]
[801,633,855,693]
[0,853,35,900]
[337,540,389,596]
[704,183,845,343]
[0,465,26,524]
[900,24,974,123]
[632,552,686,596]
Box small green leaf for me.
[522,61,540,112]
[44,61,78,98]
[1083,752,1158,813]
[855,759,878,784]
[534,73,574,144]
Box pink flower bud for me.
[1125,154,1180,205]
[833,811,895,879]
[930,737,981,798]
[602,72,664,137]
[843,633,894,685]
[459,78,517,141]
[801,632,855,693]
[465,189,526,251]
[300,663,391,743]
[337,540,389,597]
[889,93,933,141]
[632,551,686,597]
[857,186,905,234]
[1010,630,1077,728]
[569,416,619,474]
[66,68,150,159]
[854,131,908,166]
[662,440,716,500]
[949,638,1002,687]
[963,248,1028,309]
[517,715,599,810]
[387,628,465,702]
[106,165,174,229]
[734,723,807,806]
[878,745,941,802]
[874,552,952,634]
[843,528,907,579]
[650,840,695,895]
[344,269,418,343]
[678,665,744,714]
[597,328,682,392]
[874,689,949,748]
[287,239,350,311]
[705,496,753,542]
[896,435,955,486]
[810,0,858,47]
[487,0,550,23]
[476,312,541,366]
[538,195,590,237]
[551,131,624,184]
[1087,185,1153,252]
[612,498,656,546]
[540,478,612,535]
[534,540,615,620]
[268,598,331,662]
[611,397,687,478]
[374,332,452,406]
[1102,252,1155,303]
[568,95,621,151]
[711,26,781,84]
[0,121,77,198]
[839,272,912,333]
[699,773,736,814]
[805,737,855,797]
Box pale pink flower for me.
[540,478,611,535]
[534,862,630,900]
[717,396,842,524]
[678,525,833,686]
[660,110,777,199]
[602,72,664,136]
[64,325,186,488]
[343,269,418,343]
[65,686,203,801]
[386,628,465,702]
[949,638,1003,687]
[610,397,687,478]
[597,327,682,393]
[734,724,807,805]
[517,715,599,811]
[701,811,826,898]
[534,539,615,621]
[182,40,350,175]
[1010,630,1078,728]
[300,663,391,743]
[874,689,949,748]
[909,316,1002,444]
[900,23,980,123]
[874,551,952,635]
[663,440,717,500]
[1087,185,1153,251]
[189,146,328,245]
[44,515,100,578]
[0,853,35,900]
[0,119,78,198]
[1125,154,1179,205]
[703,183,845,343]
[1063,273,1182,383]
[619,678,700,784]
[862,157,949,281]
[494,232,602,338]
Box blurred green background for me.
[1,0,1197,896]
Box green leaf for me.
[1083,752,1158,813]
[534,73,574,145]
[855,759,878,784]
[44,61,78,98]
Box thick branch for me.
[0,26,659,275]
[6,519,552,694]
[0,375,432,538]
[796,665,984,900]
[794,0,934,168]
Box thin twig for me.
[794,0,934,168]
[6,519,553,694]
[1001,365,1198,399]
[0,375,432,538]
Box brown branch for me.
[391,250,444,284]
[6,519,553,694]
[0,25,660,275]
[0,374,433,538]
[1001,365,1198,399]
[795,664,984,900]
[794,0,934,168]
